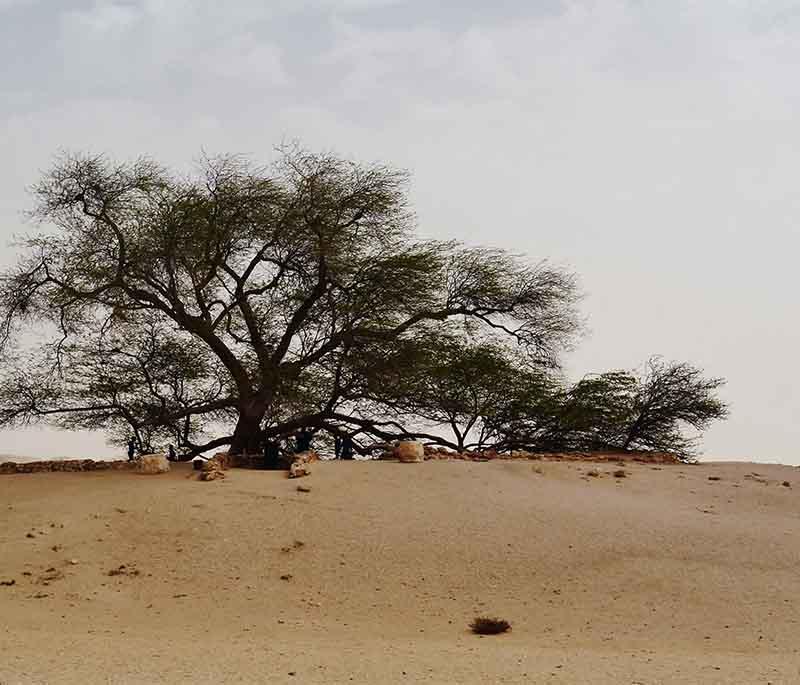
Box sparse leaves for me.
[0,146,581,455]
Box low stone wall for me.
[421,446,681,464]
[202,451,267,469]
[0,459,134,475]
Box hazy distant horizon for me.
[2,1,799,463]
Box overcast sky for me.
[1,0,799,463]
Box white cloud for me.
[65,2,140,32]
[0,0,36,9]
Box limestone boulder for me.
[289,461,311,478]
[199,467,225,481]
[209,452,234,469]
[137,453,170,475]
[394,440,424,463]
[294,449,319,464]
[289,460,311,478]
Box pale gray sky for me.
[1,0,799,463]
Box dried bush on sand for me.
[469,617,511,635]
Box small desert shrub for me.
[469,616,511,635]
[613,469,627,478]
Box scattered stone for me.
[173,593,188,598]
[32,592,49,599]
[68,559,79,565]
[209,452,235,469]
[280,574,293,581]
[289,460,311,479]
[287,450,318,478]
[586,469,600,477]
[1,579,15,586]
[612,469,627,478]
[421,447,681,464]
[0,459,133,475]
[296,484,312,493]
[708,476,721,481]
[199,467,226,481]
[394,440,425,463]
[108,565,140,577]
[136,454,170,475]
[782,481,791,488]
[745,473,768,484]
[197,455,229,481]
[37,567,64,585]
[26,532,35,538]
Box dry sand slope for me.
[1,459,799,684]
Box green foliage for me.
[620,357,729,459]
[0,146,727,460]
[485,358,728,460]
[0,146,581,455]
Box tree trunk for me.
[230,409,265,455]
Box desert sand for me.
[1,458,799,684]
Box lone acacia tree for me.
[0,147,580,455]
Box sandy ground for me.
[1,458,799,684]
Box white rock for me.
[289,460,311,478]
[294,450,319,464]
[137,453,170,475]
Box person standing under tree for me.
[263,438,281,470]
[167,444,177,462]
[127,437,136,462]
[340,434,354,460]
[334,432,355,459]
[295,428,313,453]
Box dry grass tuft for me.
[469,616,511,635]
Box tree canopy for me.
[0,147,583,456]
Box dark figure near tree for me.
[295,428,313,453]
[263,439,281,470]
[334,433,355,459]
[167,444,177,462]
[127,438,136,462]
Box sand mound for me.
[1,459,798,683]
